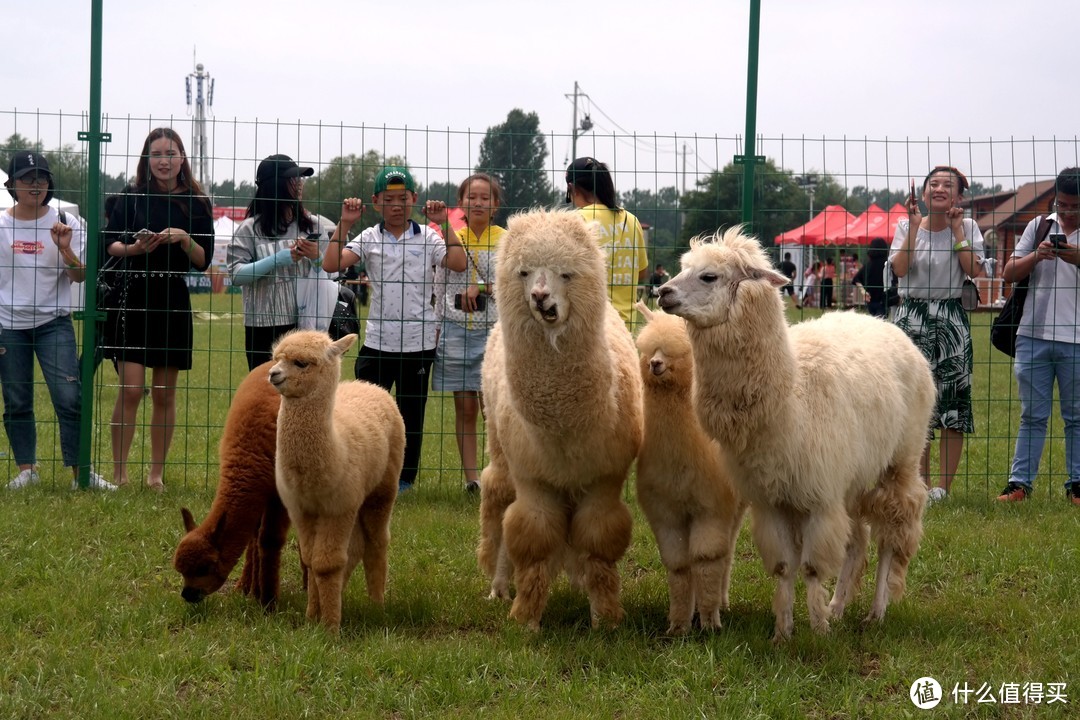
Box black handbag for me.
[96,254,126,309]
[990,216,1053,357]
[328,280,360,340]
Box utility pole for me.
[185,56,214,187]
[565,81,593,163]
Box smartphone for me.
[1049,232,1068,249]
[909,180,917,203]
[454,293,487,311]
[134,228,153,242]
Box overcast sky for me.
[4,0,1076,194]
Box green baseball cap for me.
[373,166,416,194]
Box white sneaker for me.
[7,468,40,490]
[72,471,118,492]
[927,487,947,505]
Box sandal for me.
[146,477,165,493]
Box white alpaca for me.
[658,228,935,641]
[269,331,405,634]
[635,302,747,634]
[477,209,643,630]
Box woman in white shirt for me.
[890,165,986,503]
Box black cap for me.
[255,154,314,186]
[8,150,52,180]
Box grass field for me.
[0,296,1077,718]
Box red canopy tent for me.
[841,202,908,245]
[774,205,856,246]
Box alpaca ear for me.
[635,300,654,322]
[181,507,198,533]
[329,333,358,358]
[754,268,791,288]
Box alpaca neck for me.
[277,387,340,464]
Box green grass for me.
[0,299,1077,718]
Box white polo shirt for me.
[346,220,447,352]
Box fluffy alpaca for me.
[477,209,643,630]
[174,362,291,608]
[634,302,747,634]
[270,331,404,633]
[658,228,935,641]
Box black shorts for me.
[781,283,796,296]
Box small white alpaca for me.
[659,228,935,642]
[635,302,747,634]
[477,209,643,630]
[269,331,405,633]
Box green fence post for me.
[73,0,109,488]
[733,0,763,231]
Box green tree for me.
[422,180,458,205]
[475,109,553,224]
[298,150,409,229]
[209,178,257,210]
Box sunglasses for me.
[17,172,50,186]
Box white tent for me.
[212,215,237,271]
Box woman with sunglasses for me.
[890,165,987,503]
[0,151,116,490]
[227,154,335,370]
[565,157,648,329]
[101,128,214,492]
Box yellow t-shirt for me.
[576,204,648,327]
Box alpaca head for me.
[635,302,693,392]
[174,507,230,603]
[657,226,788,328]
[268,331,357,399]
[495,209,608,345]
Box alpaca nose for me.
[531,287,550,306]
[181,586,205,603]
[650,358,666,375]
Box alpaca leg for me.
[308,515,353,634]
[256,498,290,609]
[570,487,632,629]
[751,506,797,642]
[689,518,731,630]
[293,517,322,622]
[718,502,748,611]
[867,545,894,622]
[829,519,869,621]
[237,538,257,596]
[800,503,851,635]
[477,461,515,600]
[358,481,396,605]
[505,492,565,630]
[652,524,693,634]
[865,466,925,621]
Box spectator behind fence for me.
[101,127,214,492]
[432,173,505,494]
[565,157,648,329]
[0,151,116,491]
[777,252,800,310]
[228,154,336,370]
[801,261,820,308]
[890,165,986,503]
[322,166,467,492]
[853,238,890,318]
[998,167,1080,506]
[819,256,836,308]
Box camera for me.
[454,293,487,311]
[1049,232,1068,249]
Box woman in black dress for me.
[101,127,214,491]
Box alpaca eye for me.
[294,360,309,369]
[701,273,718,283]
[561,273,572,281]
[519,270,529,278]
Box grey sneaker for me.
[72,471,118,492]
[7,468,40,490]
[927,487,947,505]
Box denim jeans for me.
[0,316,82,467]
[1009,334,1080,490]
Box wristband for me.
[953,239,971,251]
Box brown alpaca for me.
[659,228,934,641]
[270,331,404,633]
[635,303,747,634]
[173,362,290,608]
[477,209,643,630]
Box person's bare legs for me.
[146,366,179,492]
[111,361,146,487]
[454,391,482,487]
[938,428,964,494]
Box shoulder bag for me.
[990,216,1054,356]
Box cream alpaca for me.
[635,302,746,634]
[658,227,935,641]
[477,209,643,630]
[269,331,404,633]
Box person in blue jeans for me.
[999,166,1080,505]
[0,150,115,490]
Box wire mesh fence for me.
[2,108,1078,499]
